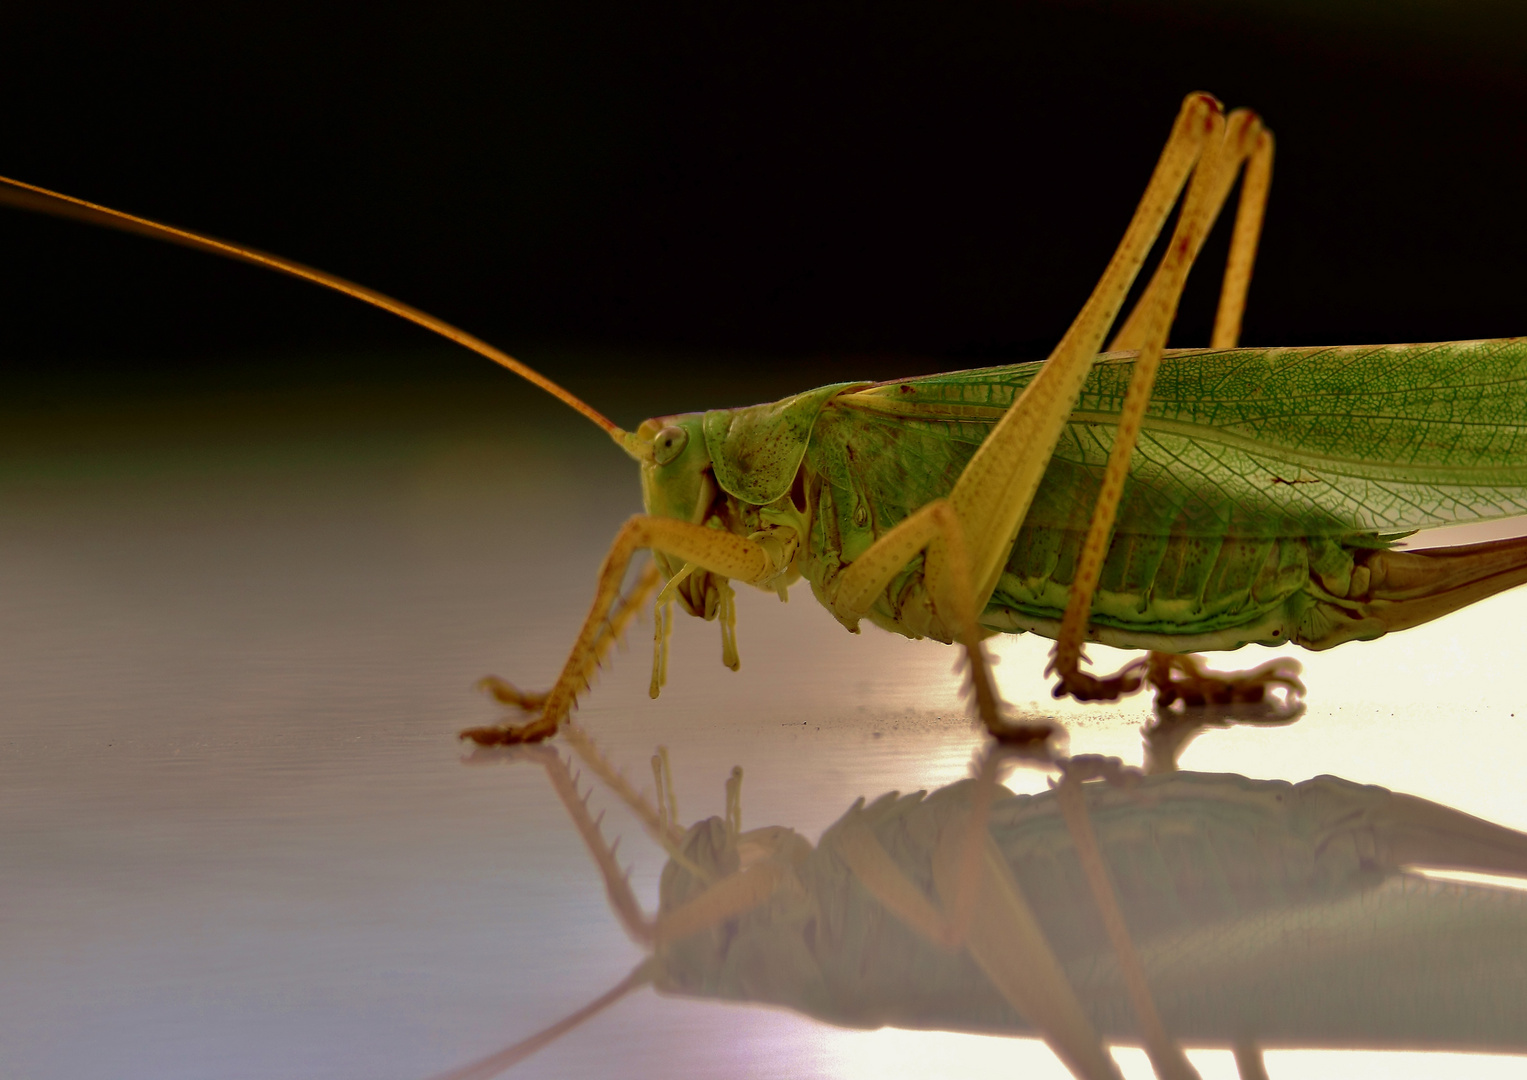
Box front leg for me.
[463,515,783,744]
[476,559,663,717]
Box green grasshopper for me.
[435,726,1527,1080]
[8,92,1527,745]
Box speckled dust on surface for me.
[3,381,1526,1080]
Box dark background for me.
[3,0,1526,402]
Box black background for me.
[3,1,1526,396]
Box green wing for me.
[827,339,1527,539]
[806,340,1527,649]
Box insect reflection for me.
[432,718,1527,1080]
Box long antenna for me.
[426,961,653,1080]
[0,174,625,440]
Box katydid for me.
[433,726,1527,1080]
[7,91,1527,746]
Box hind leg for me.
[1050,107,1275,702]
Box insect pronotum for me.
[433,726,1527,1080]
[7,91,1527,746]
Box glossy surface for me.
[4,372,1526,1079]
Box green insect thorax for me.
[633,382,864,617]
[635,381,862,521]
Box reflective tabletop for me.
[5,367,1526,1079]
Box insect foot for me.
[1145,653,1304,711]
[1046,652,1151,702]
[457,716,558,745]
[464,562,667,746]
[461,678,562,744]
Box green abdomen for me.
[983,518,1360,652]
[805,456,1373,652]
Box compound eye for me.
[652,425,689,466]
